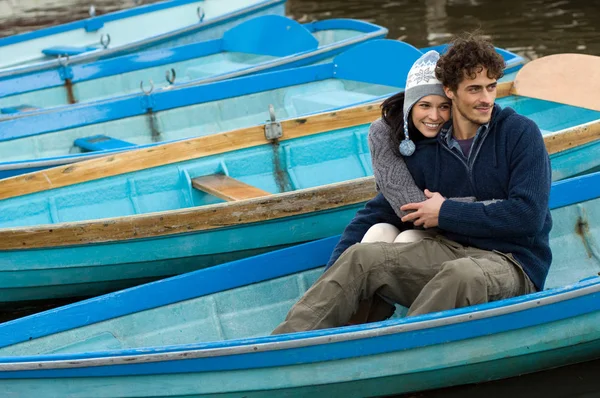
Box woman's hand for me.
[400,189,446,228]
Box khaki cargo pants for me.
[272,235,536,334]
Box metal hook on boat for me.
[197,6,205,22]
[165,68,176,85]
[89,5,96,17]
[269,104,277,123]
[264,104,282,140]
[140,79,154,95]
[100,33,111,49]
[57,54,70,67]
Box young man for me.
[272,35,552,335]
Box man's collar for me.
[444,121,490,145]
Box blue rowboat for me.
[0,40,525,180]
[0,0,286,75]
[0,72,596,306]
[0,171,600,397]
[0,39,428,179]
[0,16,388,112]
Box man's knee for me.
[438,259,486,290]
[335,243,387,274]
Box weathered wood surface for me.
[0,82,514,202]
[511,53,600,112]
[545,120,600,155]
[192,174,270,201]
[0,178,377,250]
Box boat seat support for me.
[192,174,270,201]
[264,104,282,140]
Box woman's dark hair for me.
[380,92,429,155]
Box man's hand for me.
[400,189,445,228]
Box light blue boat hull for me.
[0,16,388,112]
[0,172,600,397]
[0,0,287,75]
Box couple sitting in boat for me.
[273,33,552,334]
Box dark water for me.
[0,0,599,396]
[1,0,599,58]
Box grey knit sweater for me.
[368,118,475,218]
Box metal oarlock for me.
[264,104,282,140]
[100,33,111,49]
[197,7,205,22]
[57,54,70,67]
[140,79,154,95]
[165,68,176,85]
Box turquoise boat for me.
[0,16,388,112]
[0,0,286,75]
[0,39,428,179]
[0,170,600,397]
[0,56,597,305]
[0,38,524,179]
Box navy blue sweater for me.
[326,104,553,290]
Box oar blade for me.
[512,53,600,112]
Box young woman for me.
[363,50,472,244]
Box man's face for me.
[444,66,497,126]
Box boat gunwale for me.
[0,0,287,79]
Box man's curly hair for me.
[435,33,505,92]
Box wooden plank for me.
[496,81,512,98]
[192,174,270,201]
[0,84,515,202]
[546,120,600,155]
[0,178,377,251]
[511,54,600,112]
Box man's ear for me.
[443,86,455,100]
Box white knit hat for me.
[400,50,447,156]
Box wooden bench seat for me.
[192,174,270,201]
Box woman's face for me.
[411,95,451,138]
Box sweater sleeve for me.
[368,119,476,216]
[438,117,551,238]
[368,119,429,218]
[325,193,405,270]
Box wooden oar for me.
[511,53,600,112]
